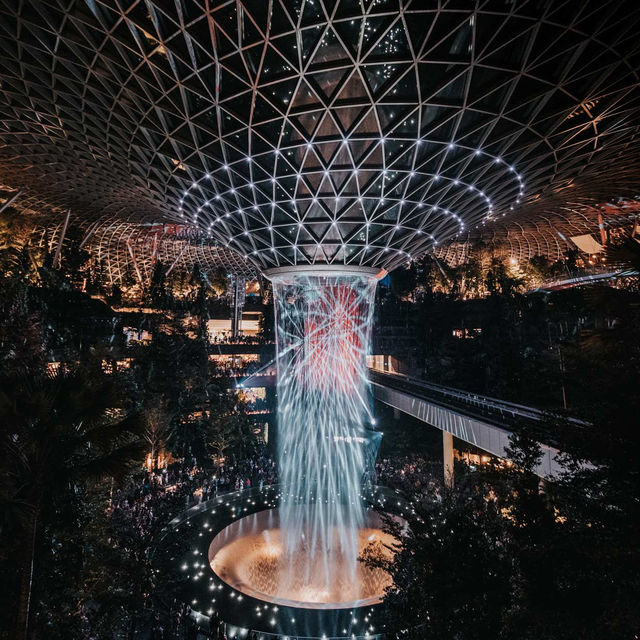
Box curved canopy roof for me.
[435,199,640,265]
[1,1,640,271]
[1,190,257,283]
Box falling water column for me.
[266,266,380,602]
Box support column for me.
[597,211,607,245]
[165,244,188,276]
[150,232,159,268]
[125,239,143,284]
[79,219,100,249]
[53,209,71,269]
[443,430,454,488]
[0,190,21,214]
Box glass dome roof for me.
[1,0,640,271]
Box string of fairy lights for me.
[3,1,639,274]
[176,137,526,270]
[161,484,416,639]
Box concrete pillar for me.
[443,430,454,488]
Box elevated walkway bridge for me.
[218,347,584,479]
[533,268,638,292]
[370,369,587,479]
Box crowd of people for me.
[110,449,278,545]
[208,333,272,346]
[110,449,437,561]
[106,449,278,639]
[107,449,437,638]
[209,361,272,379]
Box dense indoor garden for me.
[2,2,640,639]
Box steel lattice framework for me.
[435,199,640,265]
[41,215,258,284]
[1,189,256,284]
[2,1,640,272]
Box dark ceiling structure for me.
[1,0,640,272]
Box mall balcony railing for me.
[369,369,588,441]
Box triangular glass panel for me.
[314,111,342,139]
[370,18,411,57]
[290,80,323,108]
[309,29,349,65]
[332,18,363,57]
[336,71,368,101]
[309,68,350,101]
[334,105,365,131]
[294,110,322,136]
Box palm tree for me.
[0,366,146,640]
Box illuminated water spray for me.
[269,267,380,600]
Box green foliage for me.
[149,260,169,307]
[0,365,146,639]
[0,210,42,283]
[0,226,259,638]
[390,262,418,299]
[364,474,514,640]
[406,248,576,302]
[371,411,640,640]
[259,295,275,341]
[143,394,174,470]
[205,394,257,461]
[132,316,210,455]
[209,266,229,294]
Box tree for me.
[0,209,40,284]
[133,317,211,460]
[143,395,173,470]
[148,261,168,307]
[363,474,514,640]
[485,257,523,297]
[367,410,640,640]
[259,283,275,341]
[390,263,418,299]
[58,238,90,288]
[205,395,257,462]
[110,283,123,306]
[0,282,45,374]
[209,266,229,296]
[0,367,145,640]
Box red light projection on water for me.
[271,271,378,596]
[303,284,366,395]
